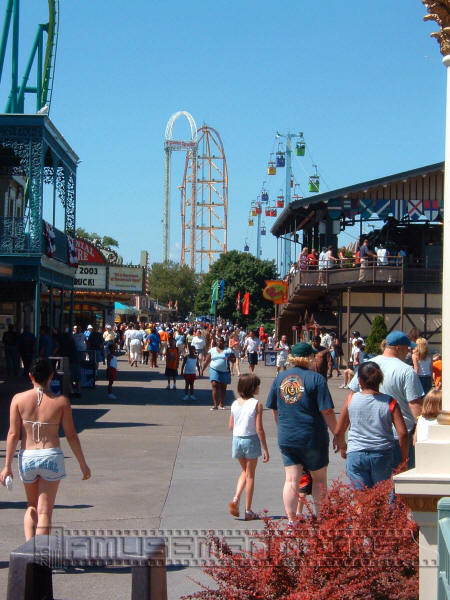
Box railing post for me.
[438,498,450,600]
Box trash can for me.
[265,351,277,367]
[48,357,71,396]
[80,359,96,388]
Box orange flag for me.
[242,292,250,315]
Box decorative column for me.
[394,3,450,598]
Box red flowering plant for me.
[183,479,418,600]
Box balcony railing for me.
[287,258,403,296]
[0,216,38,253]
[0,216,71,264]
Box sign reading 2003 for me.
[74,265,107,289]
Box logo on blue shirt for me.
[280,375,305,404]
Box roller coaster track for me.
[0,0,59,113]
[41,0,59,111]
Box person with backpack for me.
[334,361,408,488]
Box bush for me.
[183,479,418,600]
[365,316,388,356]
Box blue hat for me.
[386,331,413,348]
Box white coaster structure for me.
[163,111,198,263]
[163,112,228,272]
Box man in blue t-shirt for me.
[358,239,376,281]
[266,342,338,521]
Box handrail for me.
[286,262,405,297]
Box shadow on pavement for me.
[70,408,159,435]
[0,502,93,510]
[114,387,236,408]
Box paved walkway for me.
[0,357,349,599]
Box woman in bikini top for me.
[0,358,91,540]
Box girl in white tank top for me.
[228,374,269,521]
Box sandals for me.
[245,510,259,521]
[229,500,239,517]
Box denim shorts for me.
[279,444,329,471]
[346,449,393,489]
[232,434,262,459]
[210,367,231,385]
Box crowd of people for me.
[0,316,442,534]
[229,328,441,523]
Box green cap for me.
[291,342,317,357]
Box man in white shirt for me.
[244,331,260,373]
[191,329,206,361]
[320,328,332,349]
[376,244,388,266]
[127,324,145,367]
[317,248,327,284]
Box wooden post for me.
[400,285,404,331]
[346,287,351,364]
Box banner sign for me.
[108,266,144,293]
[262,280,288,304]
[75,238,107,264]
[74,265,107,290]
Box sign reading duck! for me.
[262,280,288,304]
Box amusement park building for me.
[0,115,147,373]
[271,162,443,355]
[0,114,78,339]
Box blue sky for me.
[6,0,446,267]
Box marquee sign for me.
[109,266,144,293]
[74,265,145,293]
[75,238,107,264]
[74,265,107,290]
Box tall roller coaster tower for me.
[163,113,228,272]
[180,125,228,272]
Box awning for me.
[114,301,138,315]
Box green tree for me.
[193,250,277,323]
[75,228,118,249]
[148,261,200,317]
[365,315,388,356]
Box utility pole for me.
[276,131,302,277]
[256,209,261,258]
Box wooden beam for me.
[347,287,351,363]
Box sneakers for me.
[245,510,259,521]
[165,384,170,390]
[172,384,177,390]
[190,394,196,400]
[182,394,190,401]
[107,393,117,400]
[338,384,348,389]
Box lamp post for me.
[393,3,450,597]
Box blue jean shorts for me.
[279,444,329,471]
[346,449,393,489]
[232,435,262,459]
[210,367,231,385]
[19,448,66,483]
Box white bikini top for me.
[23,387,58,443]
